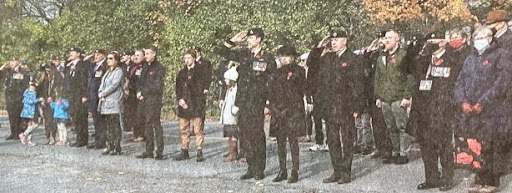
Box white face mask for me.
[473,39,489,52]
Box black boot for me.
[196,149,205,162]
[288,170,298,183]
[240,169,254,180]
[174,149,190,161]
[272,170,287,182]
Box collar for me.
[433,49,446,59]
[97,58,105,65]
[252,47,262,57]
[337,48,347,57]
[195,57,201,62]
[187,63,195,70]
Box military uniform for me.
[64,48,90,147]
[220,28,277,179]
[88,50,108,149]
[126,61,144,139]
[1,61,29,139]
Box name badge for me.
[431,67,451,77]
[419,80,432,91]
[95,70,103,78]
[135,69,142,76]
[13,73,24,80]
[252,61,267,72]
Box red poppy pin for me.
[287,71,293,77]
[434,58,444,66]
[187,75,192,80]
[391,58,396,64]
[342,62,348,67]
[198,61,202,65]
[149,71,154,76]
[255,54,261,60]
[483,60,489,66]
[418,51,423,56]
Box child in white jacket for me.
[219,67,239,162]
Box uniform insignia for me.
[342,62,347,67]
[187,75,192,80]
[483,60,489,66]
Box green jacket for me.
[374,49,414,102]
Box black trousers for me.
[92,109,106,146]
[124,96,138,133]
[276,128,299,171]
[371,104,391,153]
[42,104,57,139]
[71,99,89,145]
[306,111,324,145]
[239,112,266,175]
[102,114,122,152]
[419,131,453,184]
[326,115,356,178]
[6,100,23,136]
[143,103,164,155]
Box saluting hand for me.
[317,36,331,48]
[230,30,248,43]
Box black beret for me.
[247,28,265,40]
[122,50,134,56]
[95,49,106,55]
[10,56,20,61]
[69,47,83,53]
[330,28,348,38]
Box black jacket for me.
[137,59,166,107]
[176,65,205,118]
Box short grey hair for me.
[472,26,493,39]
[450,28,468,39]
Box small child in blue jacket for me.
[49,88,69,146]
[19,83,44,146]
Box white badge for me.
[95,70,103,78]
[419,80,432,91]
[135,69,142,76]
[252,61,267,72]
[430,67,451,77]
[13,73,24,80]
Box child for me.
[49,88,69,146]
[219,67,239,162]
[19,82,44,146]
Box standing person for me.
[193,47,212,137]
[135,45,166,160]
[455,26,512,193]
[299,53,314,143]
[269,45,306,184]
[128,50,145,142]
[174,50,206,162]
[18,83,44,146]
[309,29,364,184]
[414,30,470,191]
[87,49,108,150]
[65,48,90,148]
[121,50,134,133]
[486,10,511,50]
[374,29,414,164]
[307,39,328,152]
[1,57,29,140]
[49,88,69,146]
[220,28,277,180]
[38,56,62,145]
[220,67,240,162]
[98,52,125,156]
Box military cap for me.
[122,50,134,56]
[425,31,445,39]
[95,49,106,55]
[50,55,60,61]
[330,28,348,38]
[68,47,83,53]
[10,56,20,61]
[247,28,265,40]
[486,10,509,24]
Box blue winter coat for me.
[20,89,40,119]
[454,45,512,134]
[50,98,69,119]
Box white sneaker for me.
[322,145,329,152]
[309,144,323,151]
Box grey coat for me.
[98,66,124,115]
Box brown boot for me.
[223,139,238,162]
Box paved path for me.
[0,116,511,193]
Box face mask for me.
[473,39,489,52]
[449,39,464,49]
